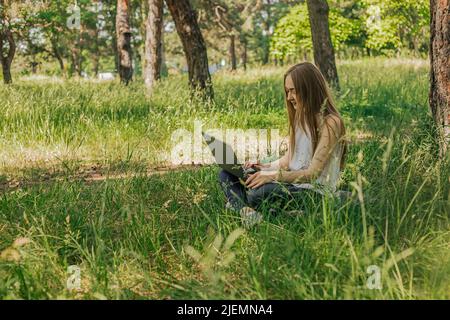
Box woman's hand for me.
[244,161,270,170]
[243,160,259,169]
[245,171,277,189]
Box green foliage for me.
[270,0,430,61]
[269,4,312,61]
[361,0,430,55]
[9,0,118,77]
[270,3,359,61]
[0,59,449,299]
[330,9,360,50]
[5,0,432,77]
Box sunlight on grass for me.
[0,58,448,300]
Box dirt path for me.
[0,163,208,193]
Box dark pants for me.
[218,169,321,212]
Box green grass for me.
[0,57,449,299]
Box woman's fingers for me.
[245,172,257,185]
[248,181,258,189]
[246,176,258,187]
[244,161,260,169]
[250,180,264,189]
[247,174,262,189]
[244,161,255,169]
[250,181,261,189]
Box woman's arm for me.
[245,115,343,189]
[245,149,290,189]
[276,115,343,184]
[244,142,290,171]
[259,152,290,171]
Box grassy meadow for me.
[0,58,449,299]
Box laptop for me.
[202,131,259,180]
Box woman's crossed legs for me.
[218,169,320,213]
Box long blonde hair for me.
[284,62,347,170]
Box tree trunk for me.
[430,0,450,156]
[92,53,99,77]
[165,0,213,100]
[116,0,133,84]
[51,38,65,73]
[229,34,237,71]
[261,0,272,65]
[112,31,119,73]
[109,1,119,73]
[71,34,82,77]
[30,61,38,74]
[160,27,167,76]
[92,27,100,77]
[144,0,163,95]
[306,0,340,90]
[1,58,12,84]
[56,54,65,72]
[241,38,247,71]
[0,5,15,84]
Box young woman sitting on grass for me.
[218,62,347,228]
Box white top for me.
[288,125,343,194]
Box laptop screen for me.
[202,131,239,165]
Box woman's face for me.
[285,74,299,110]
